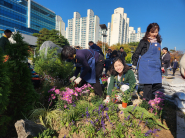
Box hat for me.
[162,47,168,51]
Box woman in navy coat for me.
[61,46,105,97]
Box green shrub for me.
[34,48,74,86]
[35,128,58,138]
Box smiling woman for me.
[132,23,162,101]
[103,57,136,103]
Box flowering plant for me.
[48,84,94,108]
[148,91,165,116]
[122,92,132,103]
[101,77,108,85]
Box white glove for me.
[74,77,82,84]
[120,85,130,92]
[103,96,110,103]
[115,94,122,102]
[132,65,136,69]
[70,76,76,82]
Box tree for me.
[0,49,11,136]
[169,50,184,63]
[128,42,140,46]
[33,28,69,51]
[6,32,39,122]
[96,40,109,52]
[108,43,136,63]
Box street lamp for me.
[100,24,107,55]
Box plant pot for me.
[122,102,127,108]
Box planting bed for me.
[28,83,177,138]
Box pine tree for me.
[6,32,39,120]
[33,28,69,51]
[0,48,11,136]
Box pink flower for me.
[64,105,67,108]
[48,87,56,92]
[55,89,60,94]
[91,87,93,89]
[74,92,78,96]
[87,83,92,87]
[150,108,154,113]
[48,98,51,102]
[75,87,82,92]
[52,96,56,99]
[51,94,54,97]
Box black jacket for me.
[90,44,104,57]
[132,39,162,66]
[162,52,171,68]
[117,50,127,61]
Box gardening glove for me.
[115,94,122,102]
[74,77,82,84]
[70,76,76,82]
[103,96,110,103]
[120,85,130,92]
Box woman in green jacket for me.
[104,57,136,103]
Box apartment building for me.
[66,9,100,49]
[56,15,65,37]
[109,7,130,46]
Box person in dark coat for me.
[106,49,112,59]
[118,47,127,61]
[0,29,12,55]
[161,47,171,76]
[61,46,105,97]
[171,58,179,76]
[89,41,104,57]
[132,23,162,101]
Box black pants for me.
[143,83,162,101]
[80,54,105,97]
[173,68,177,76]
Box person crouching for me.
[61,46,105,97]
[104,57,136,103]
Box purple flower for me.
[86,107,90,118]
[129,123,132,127]
[127,115,130,120]
[122,123,125,126]
[90,120,94,126]
[140,112,144,119]
[138,120,142,127]
[73,104,76,107]
[132,104,137,111]
[63,135,66,138]
[120,111,123,114]
[104,107,109,111]
[82,114,84,117]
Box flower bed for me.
[29,84,176,138]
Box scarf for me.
[148,37,157,43]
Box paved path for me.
[167,70,185,81]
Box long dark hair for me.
[61,46,76,60]
[109,57,130,76]
[143,23,162,43]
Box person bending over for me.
[61,46,105,97]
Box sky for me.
[34,0,185,52]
